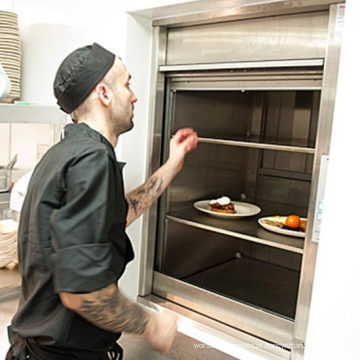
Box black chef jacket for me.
[9,123,134,359]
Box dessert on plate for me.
[209,196,236,214]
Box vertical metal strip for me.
[138,26,168,296]
[292,4,344,357]
[154,85,175,273]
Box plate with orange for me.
[258,215,307,238]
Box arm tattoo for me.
[128,175,163,216]
[77,285,149,335]
[130,198,139,215]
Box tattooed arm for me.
[59,283,177,352]
[126,128,198,226]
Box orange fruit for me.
[286,215,301,229]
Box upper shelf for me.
[0,104,67,125]
[198,136,315,154]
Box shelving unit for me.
[153,78,319,328]
[0,103,67,301]
[0,103,67,124]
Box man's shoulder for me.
[51,135,110,160]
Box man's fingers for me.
[182,132,198,152]
[173,128,196,143]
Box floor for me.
[0,296,236,360]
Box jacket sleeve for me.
[50,148,120,294]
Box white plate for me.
[193,200,261,219]
[258,216,306,238]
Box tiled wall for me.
[0,124,10,166]
[0,123,55,181]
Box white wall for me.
[303,0,360,359]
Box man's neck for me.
[78,119,118,148]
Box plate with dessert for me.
[193,196,261,219]
[258,215,307,238]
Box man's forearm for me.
[126,160,178,226]
[60,284,150,335]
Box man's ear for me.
[95,83,112,106]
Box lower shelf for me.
[183,257,300,319]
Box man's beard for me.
[111,107,134,135]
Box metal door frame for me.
[138,2,344,359]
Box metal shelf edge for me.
[198,137,315,154]
[160,59,324,72]
[166,215,304,254]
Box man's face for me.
[110,58,138,135]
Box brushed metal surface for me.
[183,258,299,319]
[138,294,290,360]
[293,3,343,346]
[153,271,294,346]
[138,26,167,297]
[170,89,319,148]
[166,11,328,65]
[166,67,323,91]
[151,0,341,27]
[159,59,324,72]
[161,220,238,278]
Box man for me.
[6,43,198,359]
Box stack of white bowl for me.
[0,10,21,103]
[0,219,18,268]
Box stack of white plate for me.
[0,10,21,103]
[0,219,18,268]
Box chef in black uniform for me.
[6,43,198,360]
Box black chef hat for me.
[53,43,115,114]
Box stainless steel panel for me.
[138,26,167,297]
[166,12,328,64]
[152,0,341,27]
[167,67,323,91]
[183,257,299,319]
[161,220,238,278]
[153,271,295,346]
[160,59,324,72]
[293,3,343,347]
[138,294,291,360]
[171,90,320,149]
